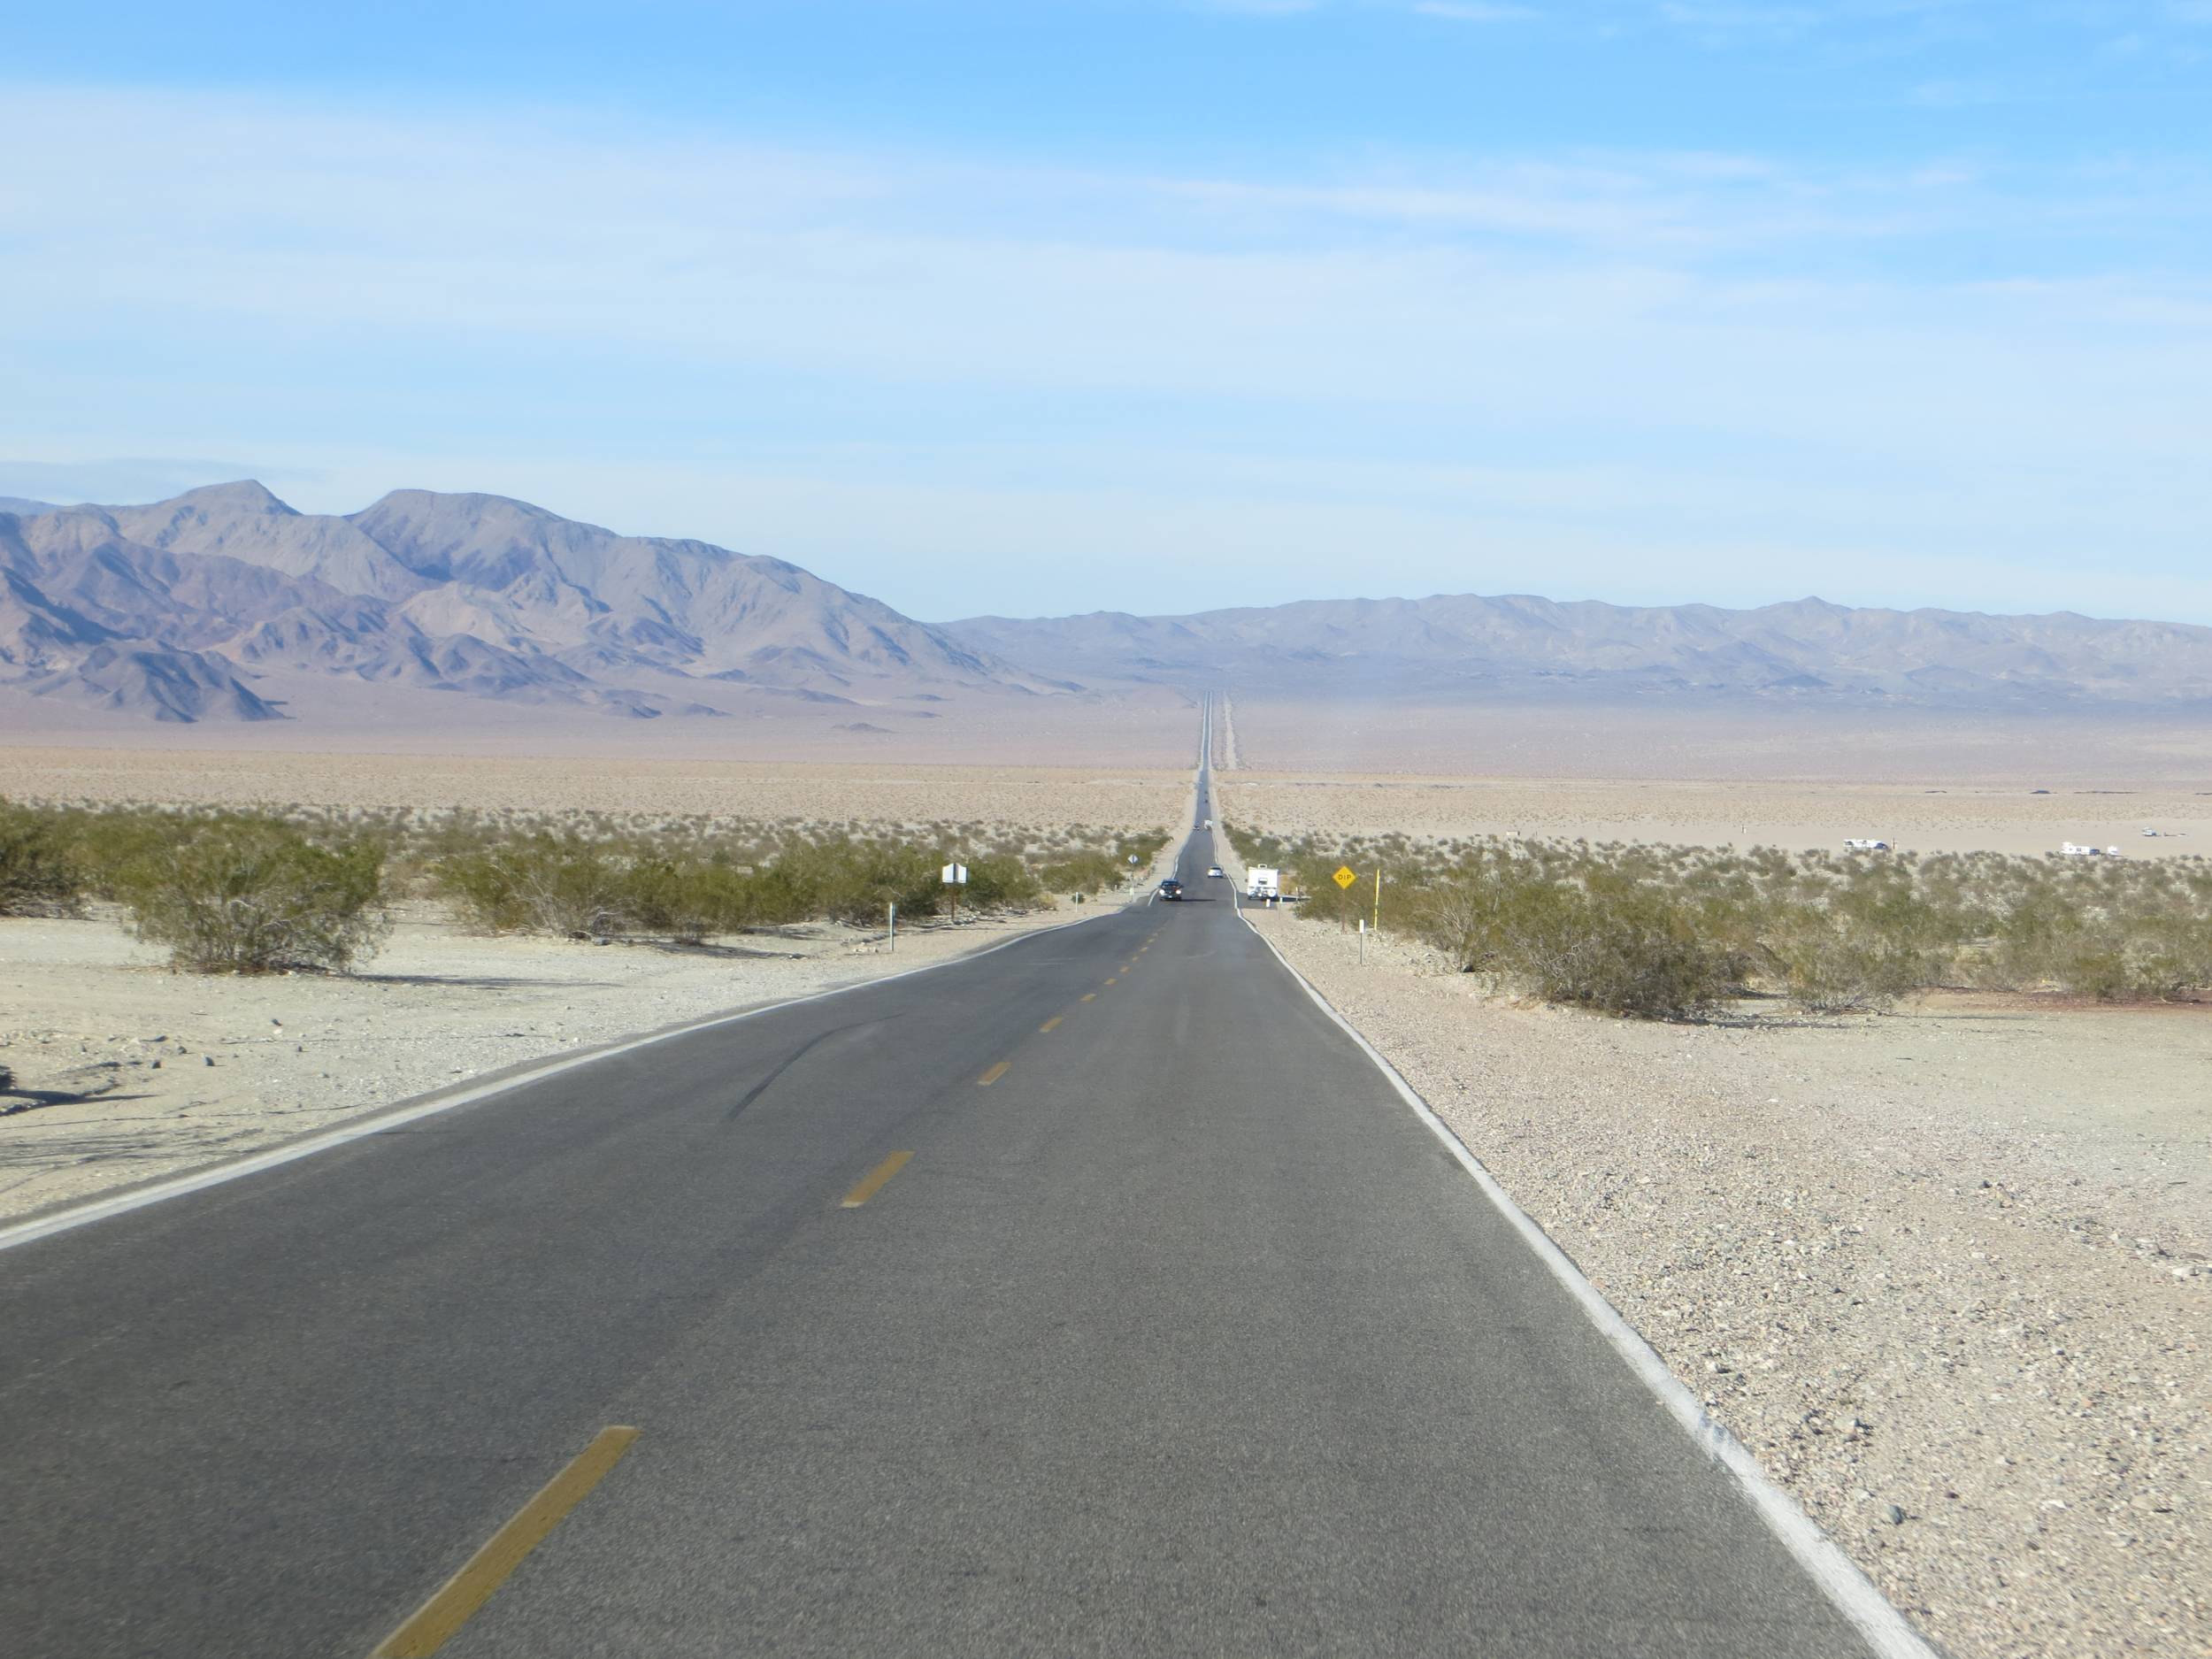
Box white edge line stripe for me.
[0,910,1105,1256]
[1236,910,1939,1659]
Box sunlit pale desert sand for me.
[0,747,1194,834]
[1227,695,2212,788]
[1216,772,2212,858]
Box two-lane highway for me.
[0,771,1900,1655]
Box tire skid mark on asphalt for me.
[723,1018,889,1123]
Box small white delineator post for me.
[1359,918,1366,964]
[887,901,895,952]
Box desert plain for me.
[4,708,2208,1659]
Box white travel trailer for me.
[1843,839,1890,852]
[1247,866,1281,902]
[2056,843,2120,857]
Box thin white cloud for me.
[1412,2,1540,20]
[0,456,285,506]
[4,86,2211,620]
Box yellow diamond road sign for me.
[1333,865,1358,889]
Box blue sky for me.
[5,2,2211,622]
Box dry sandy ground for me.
[1218,772,2212,860]
[1247,906,2210,1659]
[0,748,1192,833]
[0,902,1098,1224]
[0,682,1201,767]
[1229,695,2212,788]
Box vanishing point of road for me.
[0,724,1903,1656]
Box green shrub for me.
[434,835,626,936]
[964,853,1043,910]
[0,801,86,916]
[115,820,387,973]
[1038,849,1122,894]
[1515,882,1742,1020]
[1764,908,1929,1014]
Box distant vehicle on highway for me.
[1843,838,1890,852]
[1158,878,1185,901]
[1207,864,1225,878]
[1247,865,1280,901]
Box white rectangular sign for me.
[941,863,968,884]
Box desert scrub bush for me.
[1256,823,2212,1018]
[4,797,1165,942]
[114,818,388,973]
[435,834,627,936]
[1763,906,1932,1014]
[1037,849,1125,895]
[1507,880,1741,1019]
[0,800,86,916]
[962,853,1043,910]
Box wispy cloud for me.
[4,86,2210,618]
[1201,0,2212,55]
[0,456,289,506]
[1412,2,1540,20]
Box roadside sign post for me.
[941,862,968,924]
[1333,864,1357,933]
[1374,865,1383,935]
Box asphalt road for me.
[0,763,1887,1655]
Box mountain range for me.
[4,480,2210,726]
[946,595,2212,709]
[0,482,1062,722]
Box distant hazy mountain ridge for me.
[947,592,2212,709]
[6,480,2207,726]
[0,482,1064,722]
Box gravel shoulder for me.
[0,901,1094,1224]
[1247,906,2210,1659]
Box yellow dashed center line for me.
[371,1427,641,1657]
[1039,1017,1063,1033]
[1103,978,1117,986]
[1080,993,1096,1002]
[978,1061,1011,1087]
[840,1150,915,1207]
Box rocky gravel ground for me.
[1248,906,2210,1659]
[0,901,1088,1223]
